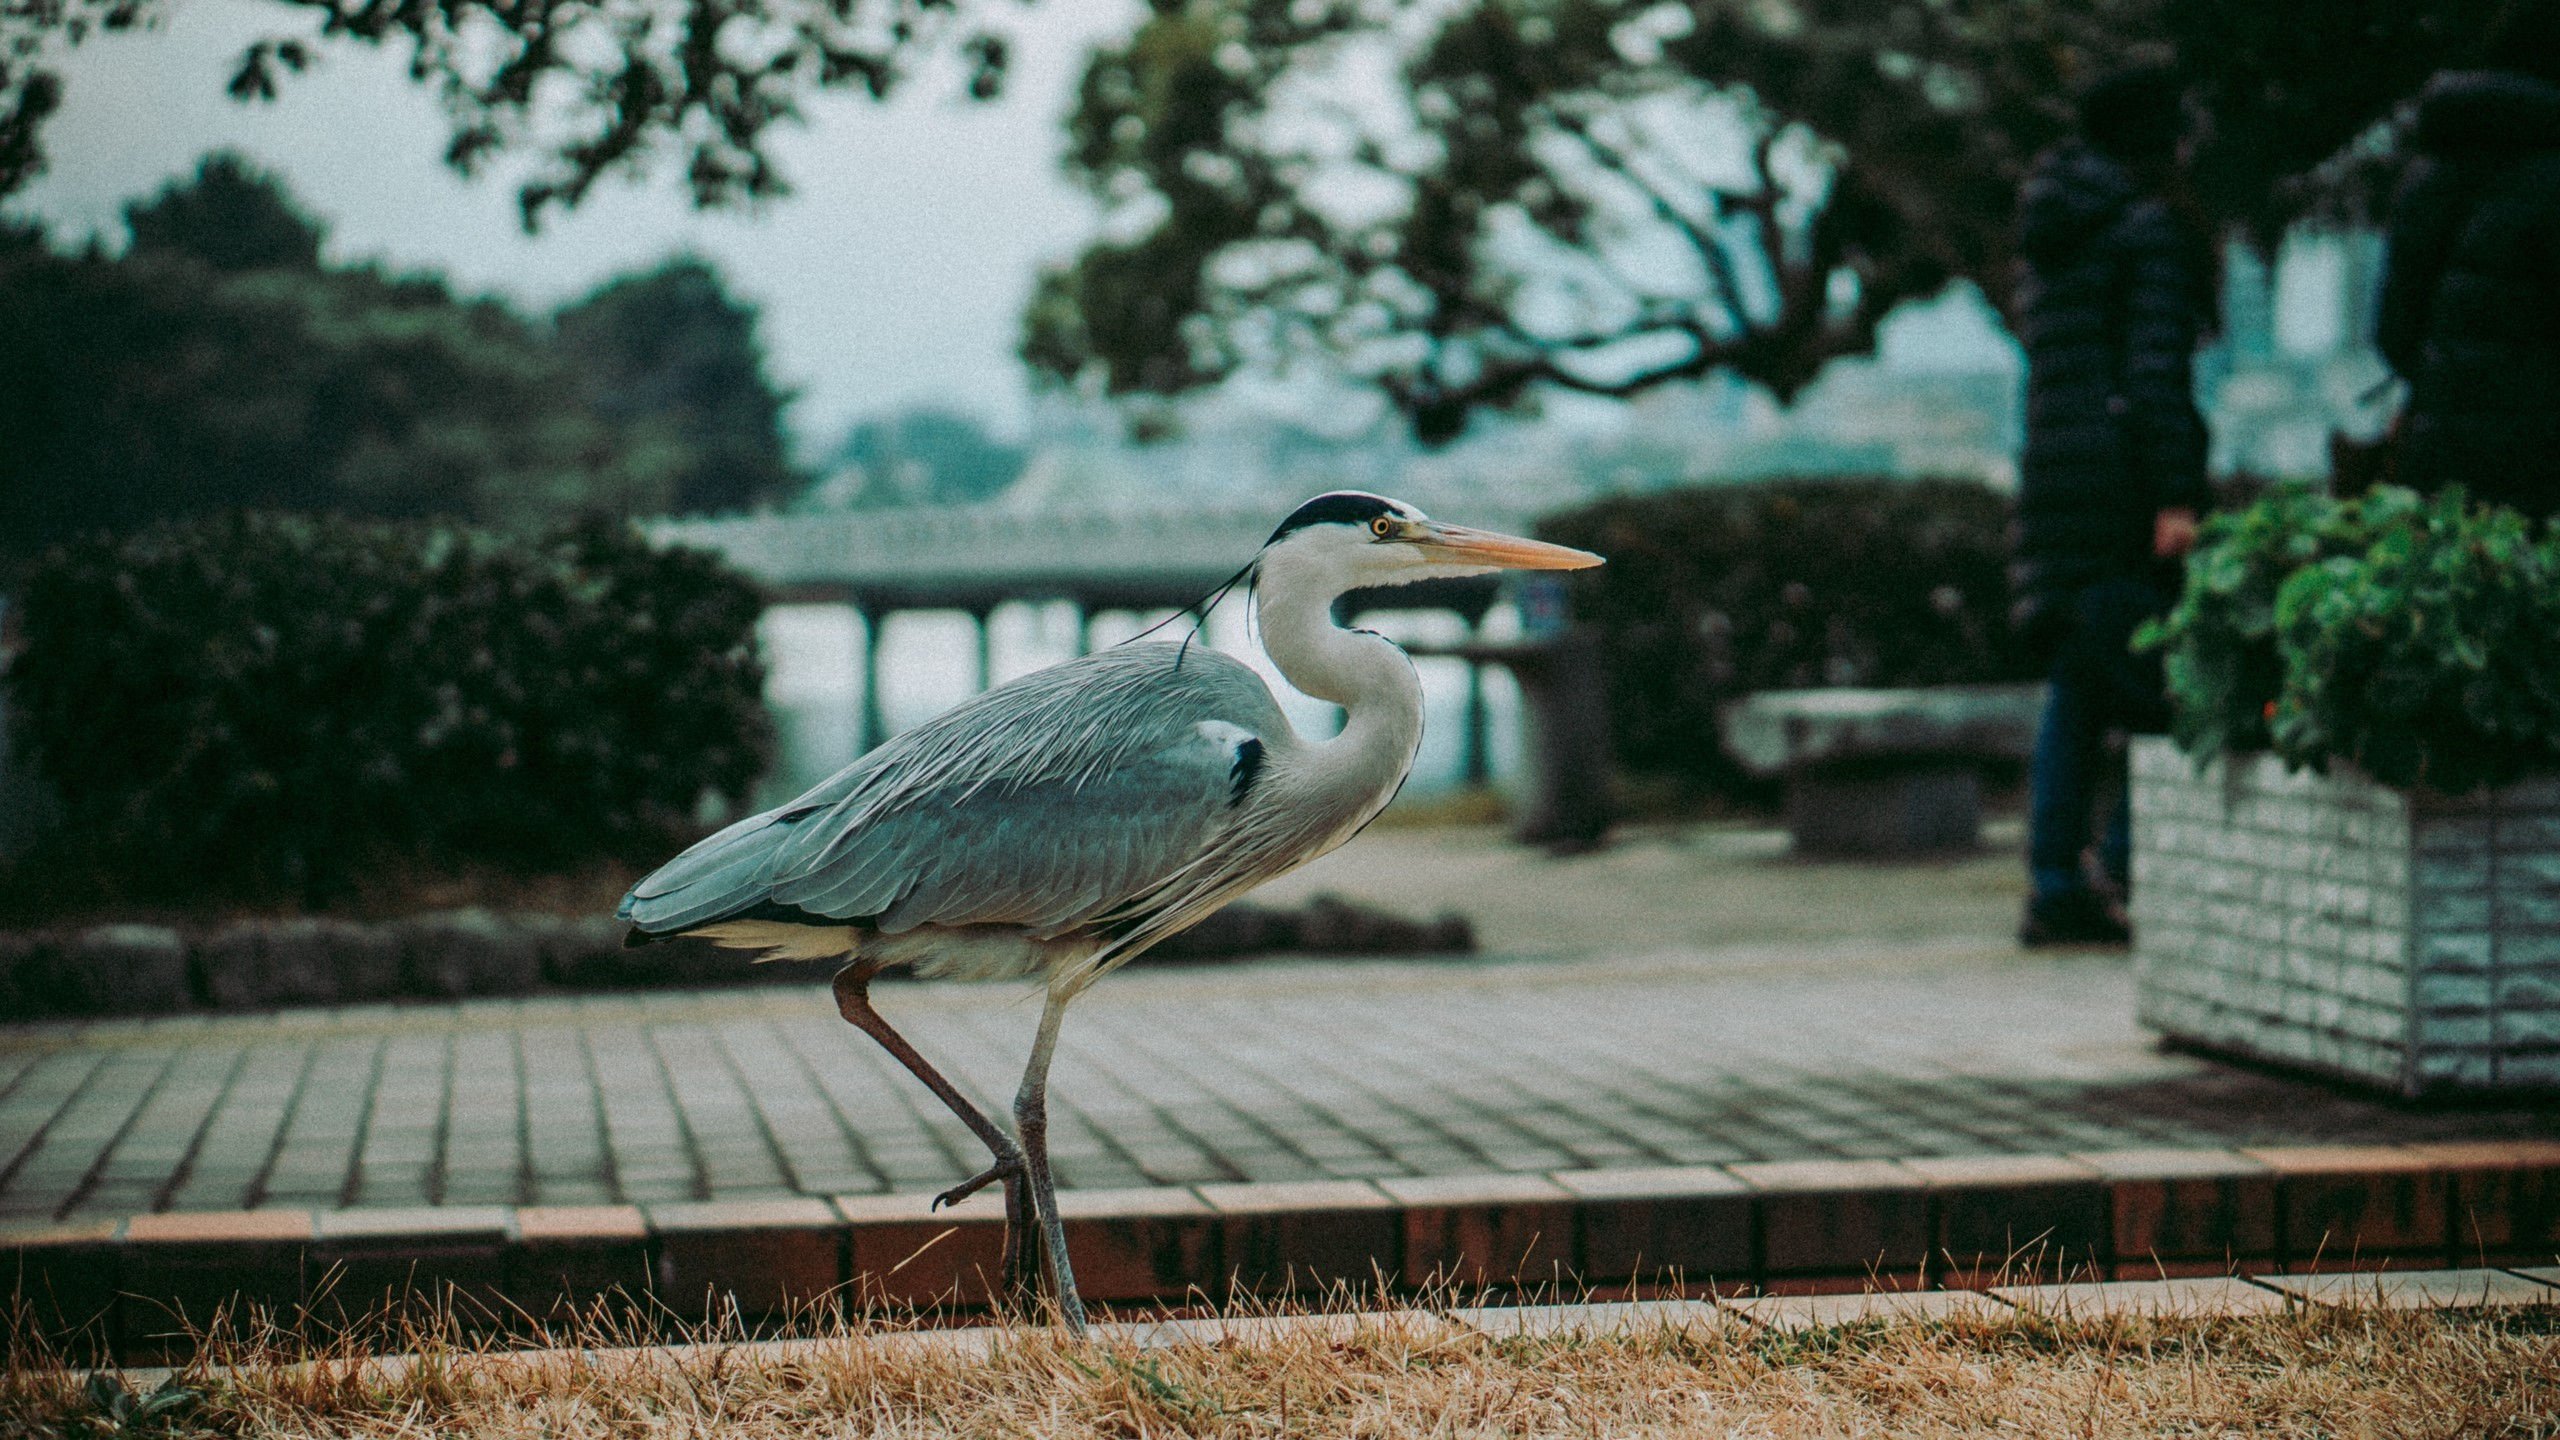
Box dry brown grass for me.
[7,1293,2558,1439]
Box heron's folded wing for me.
[618,642,1285,937]
[771,728,1244,935]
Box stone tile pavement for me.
[6,934,2555,1224]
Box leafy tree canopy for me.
[555,256,804,516]
[1,0,1010,226]
[4,1,2527,456]
[124,151,324,271]
[1023,0,2525,444]
[0,157,802,573]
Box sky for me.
[7,0,1144,446]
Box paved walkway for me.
[4,823,2555,1223]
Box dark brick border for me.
[11,1141,2560,1358]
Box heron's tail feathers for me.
[617,919,853,959]
[683,920,866,963]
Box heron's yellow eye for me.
[1369,515,1395,538]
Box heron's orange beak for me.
[1409,521,1604,571]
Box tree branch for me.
[1547,106,1756,338]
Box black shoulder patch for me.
[1267,491,1401,545]
[1228,737,1266,807]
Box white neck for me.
[1252,555,1425,805]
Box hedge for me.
[1537,478,2034,792]
[5,513,773,909]
[2139,485,2560,793]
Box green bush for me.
[6,514,773,907]
[2141,486,2560,792]
[1537,479,2033,792]
[2137,486,2380,762]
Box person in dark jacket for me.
[2010,66,2213,947]
[2376,9,2560,518]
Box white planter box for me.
[2129,734,2560,1097]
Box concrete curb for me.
[11,1141,2559,1353]
[94,1265,2560,1393]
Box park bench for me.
[1718,683,2045,855]
[1401,627,1613,851]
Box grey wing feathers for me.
[619,643,1287,940]
[801,753,1230,934]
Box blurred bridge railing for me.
[642,503,1558,791]
[645,500,1543,614]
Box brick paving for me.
[5,935,2555,1224]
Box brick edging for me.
[9,1141,2558,1351]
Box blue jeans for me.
[2026,579,2167,901]
[2029,661,2131,900]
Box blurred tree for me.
[554,258,805,516]
[1022,0,2526,444]
[0,163,693,572]
[124,151,324,272]
[830,406,1027,506]
[1,0,1011,227]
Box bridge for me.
[647,500,1551,769]
[645,498,1545,612]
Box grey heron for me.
[617,491,1601,1333]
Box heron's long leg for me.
[830,963,1035,1303]
[832,963,1022,1168]
[1014,985,1088,1336]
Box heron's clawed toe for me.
[934,1158,1023,1210]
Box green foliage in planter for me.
[6,513,772,907]
[2142,486,2560,791]
[2137,485,2384,761]
[2272,490,2560,792]
[1537,479,2032,792]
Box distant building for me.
[2203,232,2395,483]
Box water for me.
[755,600,1528,807]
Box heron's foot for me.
[934,1158,1024,1211]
